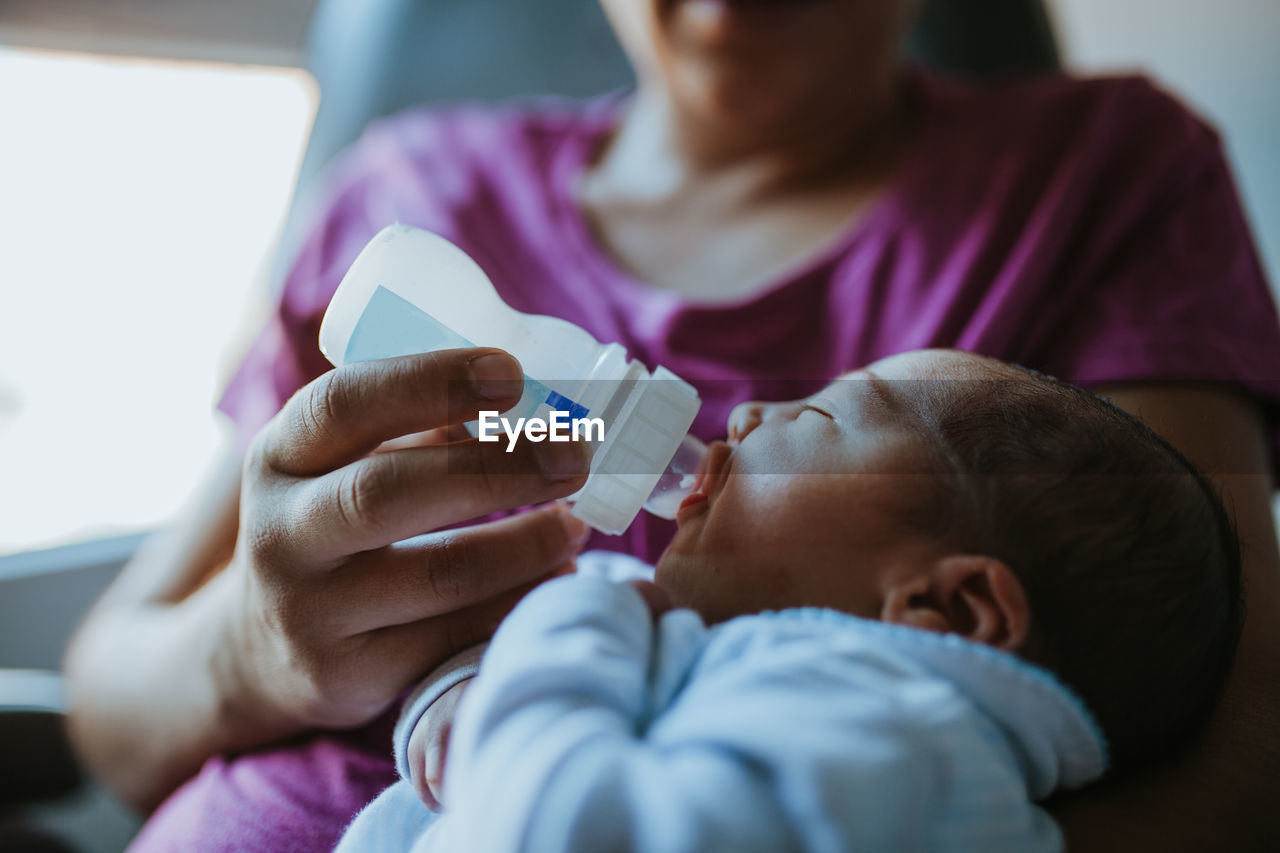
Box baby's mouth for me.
[676,440,733,522]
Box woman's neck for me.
[574,69,916,300]
[589,71,910,210]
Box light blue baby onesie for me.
[336,553,1106,852]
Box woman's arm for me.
[63,349,592,812]
[1052,384,1280,849]
[63,448,259,811]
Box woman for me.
[66,0,1280,850]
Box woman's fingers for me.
[225,346,601,734]
[374,422,471,452]
[321,506,589,635]
[269,568,554,731]
[331,571,559,722]
[253,348,525,477]
[270,435,590,562]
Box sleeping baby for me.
[336,349,1242,852]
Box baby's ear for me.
[880,555,1029,650]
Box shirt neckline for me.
[545,72,933,316]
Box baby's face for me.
[656,350,993,624]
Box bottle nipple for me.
[642,434,709,520]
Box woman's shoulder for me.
[283,94,617,299]
[923,69,1216,139]
[913,70,1224,193]
[340,94,616,191]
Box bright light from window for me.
[0,49,316,555]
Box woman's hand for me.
[65,347,591,810]
[223,347,591,732]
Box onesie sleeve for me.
[393,643,487,785]
[436,575,675,848]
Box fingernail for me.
[469,352,522,400]
[536,439,592,482]
[560,509,590,549]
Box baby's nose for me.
[727,400,805,444]
[727,402,765,444]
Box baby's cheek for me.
[652,549,701,609]
[754,562,795,598]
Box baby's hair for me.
[907,361,1244,774]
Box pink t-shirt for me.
[132,70,1280,851]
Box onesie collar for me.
[755,609,1109,798]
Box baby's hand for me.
[408,581,665,810]
[407,678,471,811]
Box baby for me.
[336,349,1242,852]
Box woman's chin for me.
[674,0,830,42]
[667,60,818,137]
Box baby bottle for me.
[318,224,707,535]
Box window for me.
[0,48,316,555]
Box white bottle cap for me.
[571,366,701,535]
